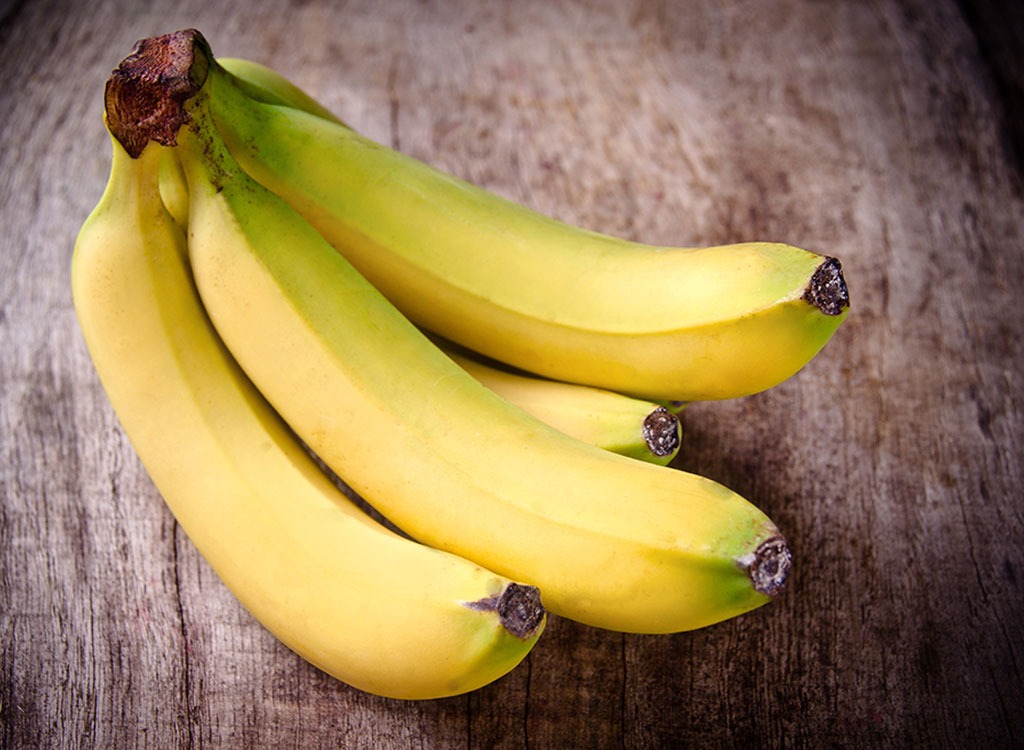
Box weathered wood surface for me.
[2,0,1022,747]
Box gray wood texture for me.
[2,0,1022,747]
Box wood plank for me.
[1,0,1022,747]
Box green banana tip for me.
[103,28,216,158]
[803,257,850,316]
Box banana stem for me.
[104,28,211,158]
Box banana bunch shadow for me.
[72,29,849,701]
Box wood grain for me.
[2,0,1022,748]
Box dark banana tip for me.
[803,257,850,316]
[748,537,792,598]
[466,583,545,639]
[642,406,681,458]
[103,28,214,157]
[498,583,545,639]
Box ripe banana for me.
[72,124,544,698]
[437,338,682,464]
[205,52,849,403]
[119,30,793,634]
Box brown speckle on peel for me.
[747,537,792,597]
[642,406,680,457]
[466,583,544,639]
[103,29,214,157]
[803,257,850,316]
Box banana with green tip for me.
[206,48,850,403]
[73,120,544,698]
[121,30,793,634]
[438,338,682,464]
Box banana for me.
[119,30,793,634]
[437,338,682,464]
[72,120,544,697]
[204,50,849,403]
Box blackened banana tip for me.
[803,257,850,316]
[466,583,545,639]
[748,537,792,598]
[642,406,681,458]
[497,583,545,639]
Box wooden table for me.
[3,0,1022,747]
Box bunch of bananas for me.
[73,29,849,700]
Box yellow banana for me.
[438,339,682,464]
[131,30,792,634]
[205,52,849,403]
[72,119,544,697]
